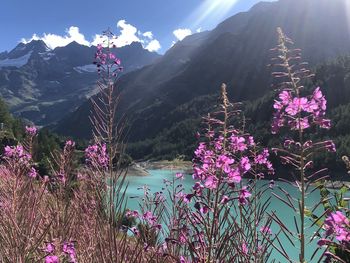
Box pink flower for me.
[273,100,283,110]
[242,242,248,255]
[279,90,292,105]
[126,210,139,218]
[28,167,38,178]
[230,135,247,152]
[216,154,234,173]
[313,87,323,100]
[176,172,184,180]
[143,211,157,226]
[85,144,109,168]
[45,243,55,253]
[324,211,350,242]
[65,140,75,148]
[204,176,218,189]
[325,140,336,152]
[227,168,241,183]
[97,44,103,50]
[255,149,269,164]
[260,226,272,235]
[180,256,190,263]
[239,187,251,205]
[3,145,31,164]
[240,157,251,172]
[285,97,308,116]
[63,242,76,262]
[45,256,59,263]
[25,126,37,136]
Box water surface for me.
[124,169,325,262]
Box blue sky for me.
[1,0,275,54]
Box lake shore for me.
[127,160,192,176]
[127,161,350,190]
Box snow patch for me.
[0,51,32,68]
[73,64,97,73]
[40,52,55,61]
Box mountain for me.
[0,40,161,126]
[55,0,350,161]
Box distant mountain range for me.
[0,40,161,125]
[55,0,350,142]
[2,0,350,170]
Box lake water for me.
[123,169,325,262]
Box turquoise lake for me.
[123,169,326,262]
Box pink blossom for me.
[240,157,251,172]
[45,243,55,253]
[25,126,37,136]
[323,211,350,242]
[204,176,218,189]
[180,256,190,263]
[279,90,292,105]
[126,210,139,218]
[85,143,109,168]
[216,154,234,173]
[325,140,336,152]
[239,187,251,205]
[230,135,247,152]
[242,242,248,255]
[28,167,38,178]
[3,145,31,164]
[313,87,323,100]
[45,256,59,263]
[63,242,76,262]
[176,172,184,180]
[260,226,272,235]
[227,168,242,183]
[285,97,308,116]
[65,140,75,148]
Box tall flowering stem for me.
[270,28,335,262]
[86,29,133,261]
[173,84,275,262]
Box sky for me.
[0,0,275,54]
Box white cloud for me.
[145,39,161,52]
[21,21,162,53]
[114,20,141,47]
[143,31,153,39]
[21,26,90,49]
[173,28,192,41]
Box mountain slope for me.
[0,41,161,126]
[55,0,350,154]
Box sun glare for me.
[185,0,239,30]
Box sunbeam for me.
[185,0,240,30]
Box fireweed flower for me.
[271,87,332,134]
[323,211,350,242]
[176,172,184,180]
[260,226,273,235]
[25,125,37,136]
[45,243,55,253]
[28,167,38,178]
[239,187,252,205]
[64,140,75,149]
[45,256,59,263]
[3,145,31,165]
[270,29,338,262]
[180,256,190,263]
[63,242,76,262]
[85,143,109,168]
[94,41,123,75]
